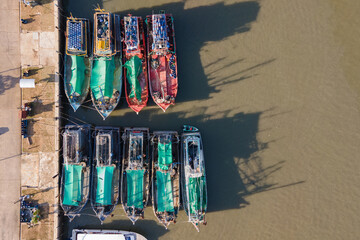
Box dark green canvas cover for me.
[156,171,174,212]
[69,55,86,95]
[91,56,122,100]
[95,166,115,205]
[124,56,142,101]
[126,169,145,209]
[158,142,172,170]
[188,176,207,214]
[63,164,83,206]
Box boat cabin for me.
[151,14,169,52]
[96,132,113,166]
[93,11,121,57]
[124,16,140,52]
[66,18,88,56]
[128,132,144,170]
[185,136,204,176]
[63,129,82,163]
[72,229,142,240]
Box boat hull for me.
[151,131,180,228]
[122,15,149,114]
[181,130,207,231]
[72,229,147,240]
[60,125,91,221]
[146,12,178,112]
[64,55,91,111]
[90,55,122,120]
[90,127,121,223]
[121,128,150,224]
[64,17,91,111]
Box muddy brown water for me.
[60,0,360,239]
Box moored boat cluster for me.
[64,8,178,119]
[60,125,207,231]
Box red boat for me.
[122,15,148,114]
[146,11,178,112]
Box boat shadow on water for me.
[62,203,168,239]
[128,109,285,212]
[113,1,261,105]
[64,0,261,104]
[60,0,306,237]
[64,106,305,212]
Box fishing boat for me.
[121,128,150,224]
[145,11,178,112]
[72,229,147,240]
[90,127,121,223]
[122,15,148,114]
[60,125,91,221]
[64,17,91,111]
[151,131,180,229]
[183,125,199,132]
[181,126,207,231]
[90,8,122,120]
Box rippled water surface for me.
[61,0,360,239]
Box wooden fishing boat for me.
[183,125,199,132]
[60,125,91,221]
[151,131,180,229]
[121,128,150,224]
[181,126,207,231]
[90,127,121,223]
[145,11,178,112]
[64,17,91,111]
[121,15,148,114]
[90,8,122,120]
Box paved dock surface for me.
[0,1,21,240]
[19,1,59,239]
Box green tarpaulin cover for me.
[188,176,207,214]
[91,56,122,100]
[158,142,172,170]
[95,166,115,205]
[126,169,145,209]
[69,55,86,95]
[63,164,83,206]
[156,171,174,212]
[124,56,142,101]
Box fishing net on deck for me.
[124,55,142,102]
[95,166,115,205]
[90,57,115,100]
[63,164,83,206]
[68,55,87,95]
[156,171,174,212]
[126,169,145,209]
[188,176,207,214]
[158,142,172,170]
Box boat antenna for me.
[94,4,105,12]
[69,13,75,21]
